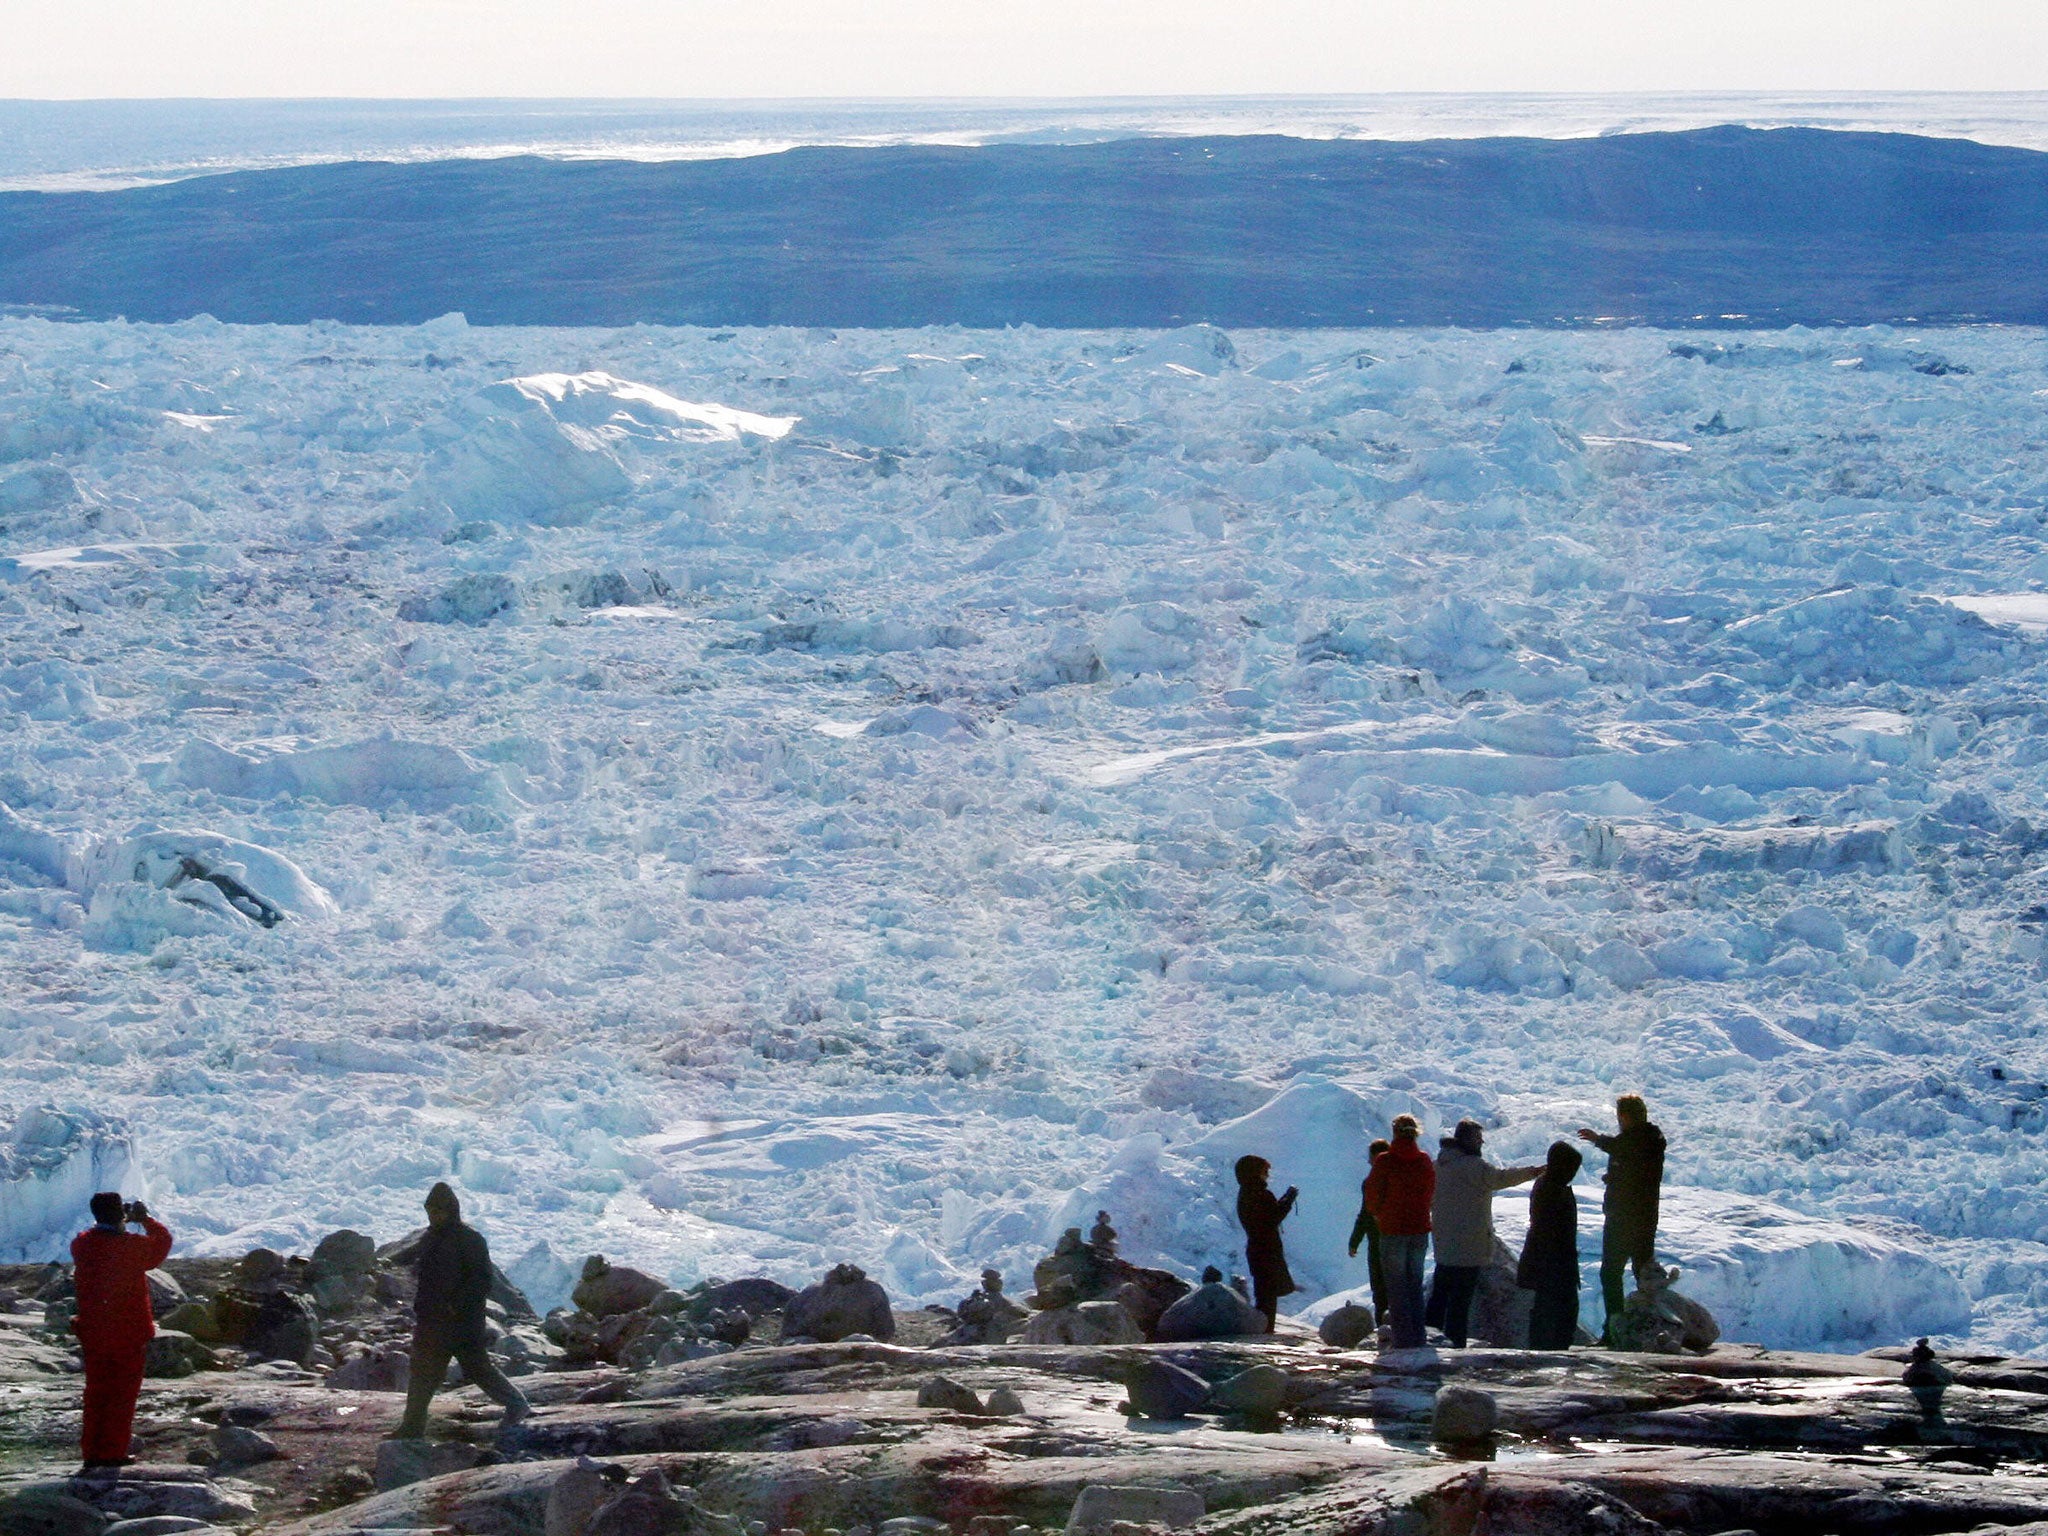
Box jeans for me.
[396,1339,529,1439]
[1380,1234,1430,1348]
[1528,1286,1579,1350]
[1427,1265,1481,1348]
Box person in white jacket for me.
[1426,1119,1540,1347]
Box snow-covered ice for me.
[1,315,2046,1351]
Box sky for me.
[4,0,2047,99]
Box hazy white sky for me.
[4,0,2044,99]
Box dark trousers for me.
[396,1339,528,1439]
[1426,1265,1481,1348]
[1600,1222,1658,1323]
[1250,1273,1282,1332]
[1380,1234,1429,1348]
[1365,1232,1388,1322]
[1528,1286,1579,1350]
[81,1345,146,1464]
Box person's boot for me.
[499,1396,531,1429]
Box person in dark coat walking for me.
[1362,1114,1436,1348]
[1234,1155,1297,1331]
[393,1183,529,1439]
[1578,1094,1667,1341]
[1346,1138,1392,1323]
[71,1193,174,1472]
[1518,1141,1583,1349]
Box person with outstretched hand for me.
[1579,1094,1668,1341]
[71,1193,173,1473]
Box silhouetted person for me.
[1518,1141,1584,1349]
[1579,1094,1667,1342]
[393,1183,529,1439]
[1426,1119,1539,1348]
[1363,1114,1435,1348]
[1346,1137,1392,1322]
[71,1193,172,1473]
[1233,1155,1297,1331]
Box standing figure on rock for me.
[1518,1141,1584,1349]
[1346,1138,1393,1324]
[1579,1095,1667,1345]
[392,1183,529,1440]
[1363,1115,1436,1349]
[71,1193,173,1473]
[1233,1156,1298,1332]
[1426,1120,1540,1348]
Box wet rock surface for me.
[0,1249,2046,1534]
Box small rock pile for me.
[544,1259,794,1367]
[1019,1214,1189,1343]
[1607,1265,1720,1354]
[781,1264,894,1344]
[938,1270,1028,1346]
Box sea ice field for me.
[0,313,2044,1354]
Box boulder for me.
[915,1375,984,1414]
[306,1230,377,1313]
[207,1424,280,1470]
[103,1520,219,1535]
[1609,1265,1720,1353]
[374,1438,489,1492]
[587,1470,695,1536]
[1028,1224,1189,1336]
[58,1473,253,1526]
[1065,1485,1203,1533]
[1211,1363,1289,1416]
[689,1277,794,1320]
[1153,1282,1267,1342]
[143,1333,218,1379]
[142,1272,185,1321]
[155,1304,214,1342]
[983,1385,1026,1417]
[326,1344,411,1392]
[1433,1384,1498,1443]
[1125,1359,1210,1420]
[781,1264,895,1343]
[1467,1235,1535,1347]
[0,1489,109,1536]
[545,1458,628,1536]
[234,1250,285,1290]
[1020,1301,1143,1346]
[1318,1301,1377,1349]
[572,1257,667,1320]
[242,1291,317,1366]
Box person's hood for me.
[1436,1143,1481,1168]
[1387,1137,1432,1161]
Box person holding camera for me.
[71,1193,173,1473]
[1233,1155,1299,1332]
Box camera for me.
[122,1200,148,1224]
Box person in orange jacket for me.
[1362,1114,1436,1349]
[71,1192,173,1473]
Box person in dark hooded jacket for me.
[1579,1095,1667,1340]
[1234,1155,1297,1331]
[393,1183,529,1439]
[1517,1140,1583,1349]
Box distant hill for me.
[3,127,2045,327]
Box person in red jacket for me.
[71,1192,173,1472]
[1362,1114,1436,1349]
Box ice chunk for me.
[173,736,508,811]
[0,1107,137,1263]
[1096,603,1201,676]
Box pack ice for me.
[0,315,2044,1352]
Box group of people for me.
[66,1181,524,1474]
[1236,1094,1667,1349]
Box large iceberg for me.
[0,1108,138,1263]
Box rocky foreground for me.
[0,1240,2046,1535]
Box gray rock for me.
[1211,1363,1289,1416]
[1065,1485,1203,1533]
[1020,1300,1142,1346]
[876,1521,947,1536]
[307,1230,377,1312]
[587,1470,694,1536]
[690,1277,795,1320]
[0,1489,110,1536]
[1125,1359,1210,1420]
[1433,1383,1498,1442]
[103,1520,215,1535]
[373,1438,488,1492]
[914,1375,983,1414]
[1468,1235,1535,1347]
[206,1425,280,1469]
[142,1272,185,1321]
[782,1264,895,1343]
[1152,1282,1267,1342]
[572,1257,668,1320]
[983,1385,1026,1417]
[60,1474,253,1527]
[546,1458,628,1536]
[243,1291,318,1366]
[1318,1301,1376,1349]
[326,1344,411,1392]
[142,1333,217,1380]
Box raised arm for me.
[138,1215,173,1270]
[1348,1180,1371,1256]
[1489,1164,1542,1191]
